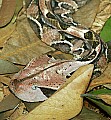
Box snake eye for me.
[31,85,38,90]
[84,31,93,39]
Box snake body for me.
[27,0,108,74]
[8,0,108,102]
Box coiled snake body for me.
[27,0,108,74]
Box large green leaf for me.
[82,89,111,116]
[100,16,111,42]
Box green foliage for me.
[82,89,111,116]
[100,16,111,42]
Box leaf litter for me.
[0,0,111,120]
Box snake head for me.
[9,78,48,102]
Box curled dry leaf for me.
[91,0,111,33]
[47,51,73,60]
[14,0,23,16]
[98,94,111,105]
[0,75,11,86]
[0,22,16,47]
[0,93,20,112]
[9,103,26,120]
[0,86,3,102]
[89,62,111,90]
[9,55,93,102]
[16,64,94,120]
[0,109,16,120]
[0,59,20,74]
[0,0,16,27]
[73,0,100,28]
[103,84,111,89]
[0,18,54,65]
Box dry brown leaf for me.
[103,84,111,89]
[91,0,111,33]
[0,18,54,65]
[15,0,23,16]
[0,82,3,87]
[0,0,16,27]
[0,109,16,120]
[0,75,11,86]
[72,107,107,120]
[47,51,73,60]
[0,87,3,102]
[0,22,16,47]
[0,93,20,112]
[73,0,100,28]
[3,86,11,97]
[89,62,111,90]
[98,94,111,105]
[16,64,94,120]
[0,102,25,120]
[9,103,26,120]
[0,0,2,7]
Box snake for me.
[8,0,109,102]
[27,0,108,75]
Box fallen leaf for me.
[0,0,2,7]
[91,0,111,33]
[0,75,11,86]
[0,82,3,87]
[0,18,54,65]
[0,59,20,74]
[82,89,111,116]
[0,87,3,102]
[15,0,23,16]
[98,94,111,105]
[0,22,16,47]
[72,106,107,120]
[0,109,16,120]
[24,101,42,112]
[103,84,111,89]
[16,64,94,120]
[107,41,111,62]
[9,103,26,120]
[25,0,32,8]
[0,93,20,112]
[3,86,11,97]
[0,102,25,120]
[89,62,111,90]
[0,0,16,27]
[73,0,100,28]
[47,51,73,60]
